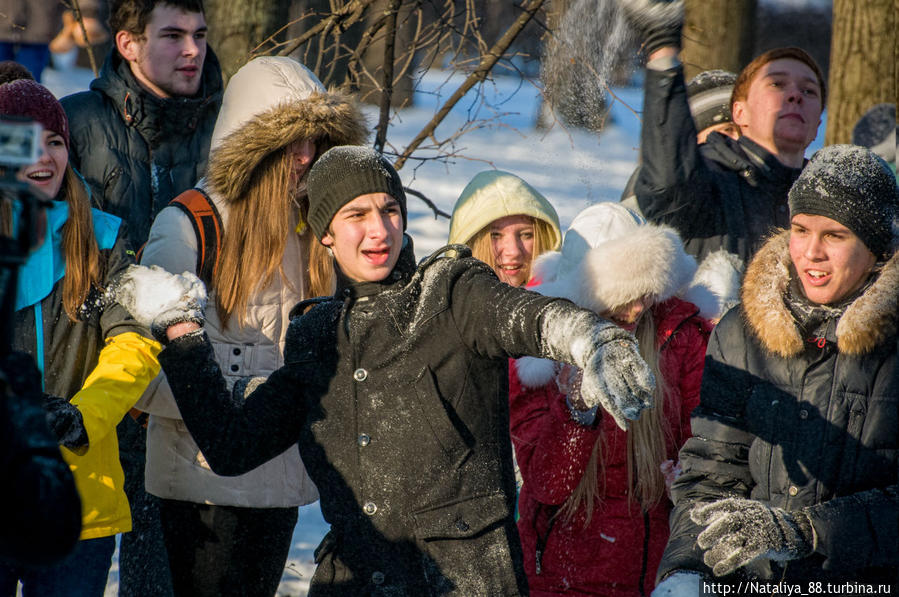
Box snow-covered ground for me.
[41,55,824,596]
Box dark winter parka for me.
[658,231,899,586]
[159,240,630,596]
[61,50,223,245]
[634,64,804,264]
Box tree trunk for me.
[204,0,291,82]
[682,0,756,81]
[825,0,896,145]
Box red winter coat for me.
[510,297,710,596]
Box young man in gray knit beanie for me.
[117,144,659,594]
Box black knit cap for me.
[789,144,899,258]
[306,145,407,240]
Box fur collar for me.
[207,91,367,206]
[742,230,899,356]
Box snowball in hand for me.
[116,265,207,340]
[580,330,655,430]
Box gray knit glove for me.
[617,0,684,55]
[691,498,815,577]
[579,322,655,431]
[43,394,88,450]
[116,265,207,343]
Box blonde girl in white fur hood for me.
[510,202,712,596]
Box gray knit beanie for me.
[789,144,899,258]
[306,146,407,239]
[687,69,737,133]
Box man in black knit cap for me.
[116,145,658,596]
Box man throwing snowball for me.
[116,146,655,596]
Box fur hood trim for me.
[207,91,368,205]
[532,224,697,314]
[515,356,558,388]
[742,230,899,356]
[681,249,744,321]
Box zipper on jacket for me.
[638,510,650,597]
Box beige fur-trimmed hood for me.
[206,57,368,206]
[742,230,899,357]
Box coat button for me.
[230,364,239,372]
[233,347,241,356]
[353,368,368,382]
[799,409,809,419]
[371,571,385,585]
[363,501,377,515]
[358,433,371,447]
[788,485,799,496]
[455,519,470,532]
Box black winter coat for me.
[159,241,623,596]
[658,232,899,586]
[61,50,223,245]
[634,64,804,264]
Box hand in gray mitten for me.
[43,395,88,450]
[691,498,815,577]
[616,0,684,56]
[579,322,655,431]
[116,265,207,343]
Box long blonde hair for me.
[559,308,672,524]
[467,217,556,285]
[213,151,334,328]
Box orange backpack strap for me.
[167,188,223,286]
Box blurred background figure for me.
[0,0,64,82]
[49,0,111,71]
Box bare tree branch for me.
[393,0,547,170]
[374,0,402,153]
[67,0,99,76]
[402,187,451,219]
[275,0,378,58]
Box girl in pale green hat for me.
[449,171,561,287]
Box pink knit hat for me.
[0,79,69,150]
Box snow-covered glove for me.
[579,323,655,431]
[617,0,684,55]
[652,571,710,597]
[42,394,88,450]
[691,498,815,577]
[116,265,207,343]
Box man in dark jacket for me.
[61,0,222,245]
[117,145,657,596]
[618,0,825,265]
[654,145,899,595]
[59,1,222,595]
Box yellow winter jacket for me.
[63,331,162,540]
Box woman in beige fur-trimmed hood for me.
[510,202,712,596]
[136,56,368,597]
[657,145,899,592]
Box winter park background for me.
[43,27,826,597]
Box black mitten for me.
[617,0,684,56]
[43,395,89,450]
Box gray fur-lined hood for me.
[206,57,368,206]
[742,230,899,357]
